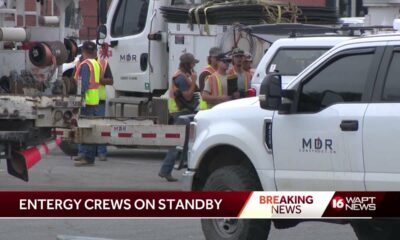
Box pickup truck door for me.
[364,44,400,190]
[272,46,384,191]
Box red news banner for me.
[0,191,397,218]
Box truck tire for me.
[59,141,78,157]
[351,220,400,240]
[201,165,271,240]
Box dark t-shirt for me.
[173,74,198,112]
[104,64,113,79]
[175,74,189,91]
[199,71,212,92]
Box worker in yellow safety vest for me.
[243,51,255,79]
[202,53,240,108]
[198,47,222,92]
[73,41,100,167]
[160,53,205,182]
[227,48,252,98]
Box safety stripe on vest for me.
[76,59,100,106]
[75,59,100,84]
[203,65,216,75]
[209,74,223,96]
[88,83,100,89]
[98,59,108,101]
[168,70,190,113]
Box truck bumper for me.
[182,169,196,191]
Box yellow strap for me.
[89,59,100,84]
[214,74,222,96]
[188,7,195,28]
[245,75,248,91]
[277,5,282,23]
[194,5,202,35]
[204,6,210,35]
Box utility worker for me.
[198,47,222,92]
[243,51,255,79]
[202,53,240,108]
[96,57,113,161]
[228,48,252,98]
[159,53,204,182]
[73,41,100,167]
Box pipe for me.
[0,27,30,41]
[38,16,60,26]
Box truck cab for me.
[260,33,400,191]
[251,36,353,94]
[104,0,168,97]
[184,33,400,239]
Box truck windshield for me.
[267,48,328,76]
[111,0,149,37]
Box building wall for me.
[79,0,97,40]
[19,0,97,40]
[21,0,53,26]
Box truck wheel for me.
[351,220,400,240]
[201,166,271,240]
[59,141,78,157]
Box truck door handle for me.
[140,53,148,71]
[110,40,119,48]
[340,120,358,131]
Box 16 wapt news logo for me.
[331,196,376,211]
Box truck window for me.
[267,48,328,76]
[382,51,400,102]
[298,50,374,113]
[111,0,149,37]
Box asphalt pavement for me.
[0,219,357,240]
[0,148,182,190]
[0,147,358,240]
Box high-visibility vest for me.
[227,67,252,92]
[207,73,223,97]
[168,70,207,114]
[74,59,100,106]
[202,65,216,75]
[97,59,108,101]
[201,65,216,81]
[200,65,216,90]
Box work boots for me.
[158,172,178,182]
[74,159,94,167]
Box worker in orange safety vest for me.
[198,47,222,92]
[227,48,252,98]
[202,53,240,109]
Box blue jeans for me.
[95,101,107,156]
[78,106,97,163]
[159,112,191,176]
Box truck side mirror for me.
[259,74,282,110]
[96,25,107,44]
[98,0,108,25]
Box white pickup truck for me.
[183,33,400,239]
[251,36,353,92]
